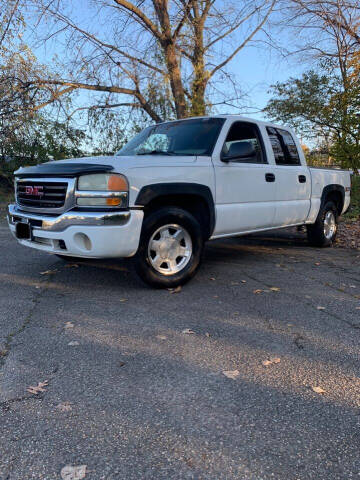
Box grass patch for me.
[344,175,360,221]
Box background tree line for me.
[0,0,359,189]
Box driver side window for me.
[222,122,266,163]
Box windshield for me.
[115,118,225,157]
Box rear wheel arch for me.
[135,183,215,240]
[320,185,345,215]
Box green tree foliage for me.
[0,114,86,186]
[265,70,360,172]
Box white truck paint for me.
[7,115,351,286]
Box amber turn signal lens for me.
[108,174,128,191]
[106,197,121,206]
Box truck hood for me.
[15,154,196,178]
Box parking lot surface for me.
[0,219,359,480]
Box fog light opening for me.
[74,233,92,252]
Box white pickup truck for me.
[8,115,351,287]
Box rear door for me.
[212,120,277,237]
[266,127,311,226]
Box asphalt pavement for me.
[0,217,359,480]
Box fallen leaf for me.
[60,465,87,480]
[64,263,79,268]
[27,380,48,395]
[40,269,57,275]
[241,280,247,283]
[253,289,263,294]
[223,369,240,380]
[64,322,74,329]
[314,262,321,266]
[56,402,72,412]
[156,335,167,340]
[68,341,79,346]
[119,298,127,302]
[317,306,325,310]
[270,287,280,292]
[169,286,182,294]
[182,328,195,335]
[311,386,326,394]
[262,357,281,367]
[210,277,216,281]
[205,332,211,337]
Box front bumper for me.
[7,204,143,258]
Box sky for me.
[24,1,309,127]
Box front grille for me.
[17,181,68,209]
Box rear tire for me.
[307,200,338,247]
[134,207,204,288]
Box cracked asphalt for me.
[0,215,360,480]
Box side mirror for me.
[222,141,256,162]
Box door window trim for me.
[266,126,301,166]
[221,121,268,164]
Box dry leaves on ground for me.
[270,287,280,292]
[336,220,360,250]
[253,289,263,294]
[262,357,281,367]
[27,380,48,395]
[60,465,87,480]
[56,402,73,412]
[223,370,240,380]
[311,386,326,394]
[182,328,195,335]
[169,286,182,294]
[156,335,167,340]
[64,322,74,329]
[317,306,325,310]
[40,269,58,275]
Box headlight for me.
[76,173,128,207]
[77,173,128,191]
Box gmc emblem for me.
[25,186,44,197]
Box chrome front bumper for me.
[7,204,130,232]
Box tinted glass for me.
[267,127,301,166]
[116,118,225,157]
[222,122,266,163]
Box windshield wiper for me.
[136,150,176,156]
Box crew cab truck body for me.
[7,115,351,287]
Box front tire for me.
[307,200,338,247]
[134,207,204,288]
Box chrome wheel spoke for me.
[152,255,163,270]
[178,246,189,257]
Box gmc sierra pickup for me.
[7,115,351,287]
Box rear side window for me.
[266,127,301,166]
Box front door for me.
[212,121,277,237]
